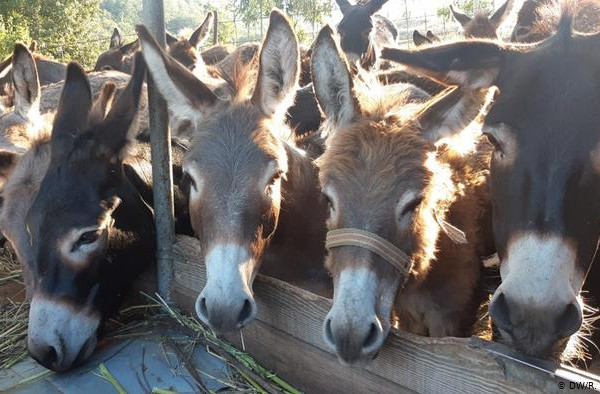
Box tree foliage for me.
[0,0,331,68]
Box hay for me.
[0,245,28,369]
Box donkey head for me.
[94,30,139,73]
[312,26,485,364]
[24,54,153,372]
[138,10,299,334]
[382,8,600,360]
[167,12,214,72]
[450,0,510,39]
[334,0,389,68]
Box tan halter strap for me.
[325,228,413,275]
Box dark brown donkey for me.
[381,4,600,362]
[450,0,511,39]
[0,54,155,372]
[166,12,214,72]
[334,0,397,69]
[312,25,491,364]
[94,28,140,73]
[138,9,329,334]
[413,30,441,46]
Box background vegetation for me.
[0,0,493,68]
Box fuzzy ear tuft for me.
[311,25,359,130]
[88,82,117,126]
[490,0,510,27]
[251,9,299,117]
[11,43,40,119]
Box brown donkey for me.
[312,26,492,364]
[138,10,329,334]
[381,2,600,362]
[450,0,511,39]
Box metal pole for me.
[213,10,219,45]
[142,0,175,302]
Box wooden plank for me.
[173,284,414,394]
[172,235,599,394]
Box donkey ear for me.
[189,12,213,48]
[12,43,40,119]
[120,39,140,54]
[88,82,117,126]
[251,10,299,117]
[51,63,92,156]
[450,5,472,27]
[490,0,510,28]
[99,53,146,155]
[426,31,439,42]
[365,0,388,15]
[335,0,353,15]
[0,55,12,80]
[110,28,123,50]
[166,32,179,46]
[413,30,431,46]
[28,41,37,53]
[137,24,218,122]
[381,41,506,88]
[311,25,359,129]
[416,86,487,141]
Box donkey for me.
[311,25,492,364]
[0,53,154,372]
[511,0,600,43]
[94,28,139,73]
[166,12,214,72]
[0,47,66,97]
[450,0,510,39]
[413,30,441,46]
[333,0,397,69]
[381,3,600,362]
[138,10,330,334]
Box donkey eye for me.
[74,230,102,251]
[265,171,283,196]
[323,193,335,212]
[483,132,506,159]
[400,197,423,217]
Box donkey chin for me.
[27,295,100,372]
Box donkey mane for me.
[521,0,599,41]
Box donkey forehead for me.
[186,106,287,174]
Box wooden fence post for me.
[142,0,175,302]
[213,10,219,45]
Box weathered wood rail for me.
[170,235,600,393]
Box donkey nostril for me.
[556,301,583,338]
[363,322,380,349]
[237,299,254,326]
[490,292,512,333]
[38,345,58,368]
[196,296,208,320]
[324,318,335,346]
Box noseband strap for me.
[325,228,413,275]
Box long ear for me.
[450,5,472,27]
[251,10,299,117]
[365,0,388,15]
[335,0,353,15]
[137,24,218,122]
[29,41,37,53]
[51,63,93,157]
[110,28,123,49]
[311,25,359,129]
[88,82,117,126]
[413,30,431,46]
[426,31,440,42]
[416,86,488,141]
[189,12,213,48]
[11,44,40,119]
[166,32,179,46]
[99,53,146,155]
[120,39,140,54]
[490,0,510,27]
[0,55,12,79]
[381,41,507,88]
